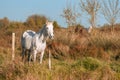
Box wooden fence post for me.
[12,33,15,61]
[49,49,51,70]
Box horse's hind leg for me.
[28,50,31,63]
[22,48,25,61]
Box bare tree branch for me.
[79,0,100,27]
[61,2,80,27]
[101,0,120,27]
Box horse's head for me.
[45,21,54,39]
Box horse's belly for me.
[36,43,46,52]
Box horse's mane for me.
[36,24,47,39]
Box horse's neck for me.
[37,27,48,42]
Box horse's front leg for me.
[40,51,44,64]
[33,50,37,62]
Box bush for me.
[110,62,120,73]
[0,54,4,65]
[82,57,102,71]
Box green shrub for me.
[110,62,120,73]
[0,54,4,65]
[82,57,102,71]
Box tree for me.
[26,17,36,27]
[61,2,80,27]
[25,14,47,28]
[101,0,120,29]
[53,21,60,29]
[0,17,9,28]
[79,0,100,28]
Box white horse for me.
[21,21,54,64]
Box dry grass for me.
[0,25,120,80]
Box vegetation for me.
[101,0,120,28]
[62,0,120,29]
[0,15,120,80]
[61,2,80,27]
[79,0,100,27]
[0,0,120,79]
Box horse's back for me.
[21,30,36,49]
[22,30,36,38]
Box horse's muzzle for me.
[49,35,54,39]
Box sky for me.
[0,0,118,28]
[0,0,78,27]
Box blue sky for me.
[0,0,119,28]
[0,0,77,27]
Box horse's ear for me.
[46,20,49,25]
[51,21,53,24]
[46,20,53,25]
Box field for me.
[0,23,120,80]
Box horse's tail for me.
[21,32,26,49]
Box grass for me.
[0,56,119,80]
[0,24,120,80]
